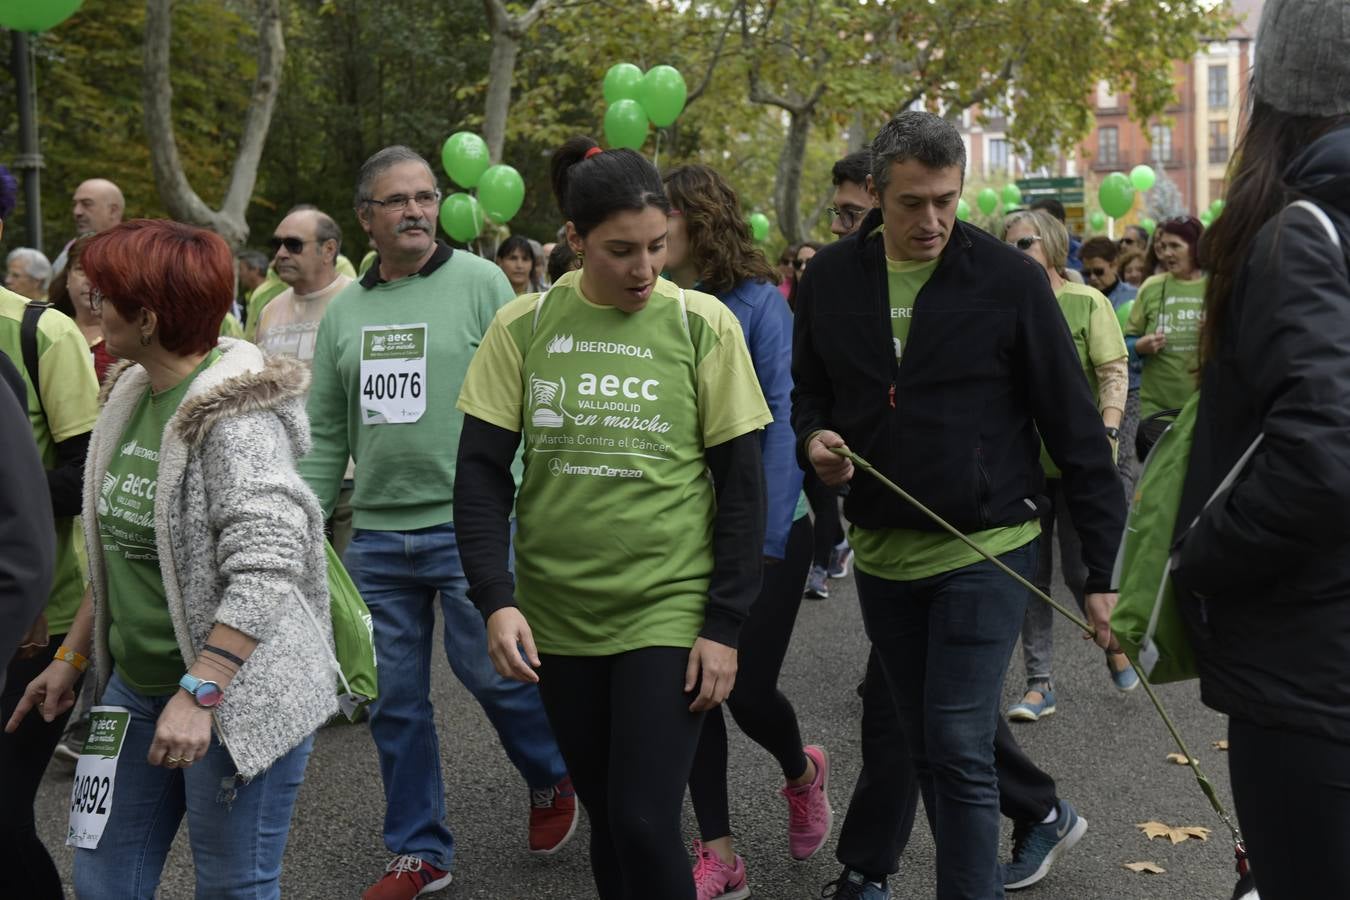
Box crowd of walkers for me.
[1,2,1348,898]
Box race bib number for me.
[67,706,131,849]
[360,324,428,425]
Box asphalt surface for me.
[37,571,1243,899]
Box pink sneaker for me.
[692,840,751,900]
[781,745,832,860]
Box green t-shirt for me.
[457,271,771,655]
[99,351,219,695]
[219,312,244,338]
[0,288,100,633]
[851,252,1040,582]
[1040,281,1128,478]
[1126,273,1206,417]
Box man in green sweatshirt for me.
[299,146,573,900]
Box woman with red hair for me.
[7,219,337,899]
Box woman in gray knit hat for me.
[1169,1,1350,898]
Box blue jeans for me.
[344,523,567,870]
[857,541,1038,900]
[73,672,313,900]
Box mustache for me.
[397,218,432,234]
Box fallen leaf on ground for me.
[1137,821,1213,844]
[1213,740,1229,751]
[1124,861,1167,874]
[1166,752,1195,765]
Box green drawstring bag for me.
[1111,394,1263,684]
[324,539,377,720]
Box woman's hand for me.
[16,612,49,659]
[1136,331,1168,355]
[148,691,214,769]
[486,608,540,684]
[4,659,83,732]
[685,637,738,712]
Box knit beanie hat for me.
[1253,0,1350,117]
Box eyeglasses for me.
[1085,266,1110,277]
[269,236,311,254]
[89,287,104,313]
[364,190,442,213]
[828,205,867,229]
[1013,236,1041,251]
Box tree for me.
[1146,168,1187,221]
[142,0,285,246]
[481,0,553,163]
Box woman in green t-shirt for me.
[1001,210,1135,723]
[7,220,336,900]
[455,137,771,900]
[1126,215,1208,419]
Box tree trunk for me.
[775,108,814,244]
[482,28,521,164]
[142,0,285,247]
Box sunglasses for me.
[1086,266,1110,277]
[1013,236,1040,251]
[269,236,311,254]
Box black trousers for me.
[834,647,1058,881]
[0,633,82,900]
[805,471,843,567]
[536,647,705,900]
[1229,717,1350,900]
[689,515,813,840]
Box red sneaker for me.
[529,775,579,855]
[362,855,452,899]
[782,745,832,860]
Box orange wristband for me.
[54,645,89,673]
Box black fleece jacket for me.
[791,209,1124,591]
[1173,126,1350,743]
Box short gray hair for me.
[354,145,435,209]
[870,111,967,194]
[314,211,343,252]
[7,247,52,291]
[1003,209,1069,276]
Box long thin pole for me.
[12,30,43,253]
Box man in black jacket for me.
[793,111,1124,898]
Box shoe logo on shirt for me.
[547,334,574,356]
[530,374,566,428]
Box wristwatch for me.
[178,673,224,708]
[1105,426,1121,441]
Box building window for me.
[989,138,1010,173]
[1209,120,1230,164]
[1098,126,1119,167]
[1208,64,1229,109]
[1149,124,1173,164]
[1096,81,1118,109]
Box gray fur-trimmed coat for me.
[84,338,338,778]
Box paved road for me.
[37,573,1243,899]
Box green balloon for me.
[603,63,644,104]
[603,99,649,150]
[440,193,483,243]
[1130,164,1157,193]
[1210,198,1225,216]
[1002,184,1022,207]
[1115,299,1134,334]
[477,164,526,223]
[957,198,971,221]
[976,187,999,215]
[1098,172,1136,218]
[638,65,688,128]
[441,132,490,189]
[1140,217,1157,235]
[0,0,84,31]
[1089,211,1107,232]
[748,213,770,243]
[1199,210,1214,227]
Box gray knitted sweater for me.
[84,338,338,778]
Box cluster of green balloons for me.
[602,62,689,150]
[438,131,527,242]
[0,0,83,31]
[747,213,770,243]
[1098,171,1136,219]
[1199,197,1225,228]
[971,184,1024,217]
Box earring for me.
[576,251,584,267]
[140,333,153,347]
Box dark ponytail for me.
[549,136,670,236]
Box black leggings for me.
[0,633,82,900]
[1229,717,1350,900]
[537,647,705,900]
[805,471,843,567]
[690,515,813,840]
